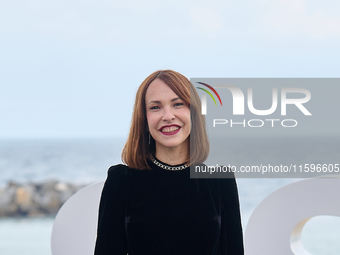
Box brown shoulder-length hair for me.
[121,70,209,170]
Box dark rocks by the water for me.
[0,180,87,217]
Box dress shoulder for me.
[107,164,130,176]
[102,164,133,195]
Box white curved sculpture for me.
[51,178,340,255]
[51,181,104,255]
[245,177,340,255]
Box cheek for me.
[187,111,192,130]
[146,112,158,128]
[182,111,191,132]
[185,111,191,126]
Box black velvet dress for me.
[94,159,244,255]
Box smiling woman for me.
[94,70,244,255]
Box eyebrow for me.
[147,97,181,105]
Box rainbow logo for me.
[196,82,223,106]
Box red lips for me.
[159,124,181,135]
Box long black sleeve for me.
[219,177,244,254]
[94,165,130,255]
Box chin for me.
[158,139,188,150]
[162,143,181,149]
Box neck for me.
[155,145,189,166]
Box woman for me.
[94,70,244,255]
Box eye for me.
[150,106,160,110]
[174,102,184,107]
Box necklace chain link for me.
[151,156,189,171]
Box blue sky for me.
[1,0,340,139]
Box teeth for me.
[162,126,179,132]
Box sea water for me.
[0,137,339,254]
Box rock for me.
[0,180,87,217]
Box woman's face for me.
[145,78,191,153]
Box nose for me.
[162,106,175,121]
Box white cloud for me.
[189,6,224,36]
[261,0,306,13]
[253,0,340,41]
[306,10,340,40]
